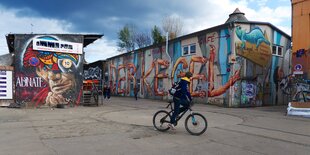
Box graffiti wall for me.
[14,34,84,107]
[105,24,290,107]
[107,28,241,106]
[83,61,105,80]
[234,24,291,106]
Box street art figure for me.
[235,26,270,49]
[19,36,82,107]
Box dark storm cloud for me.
[0,0,194,40]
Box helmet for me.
[185,72,192,78]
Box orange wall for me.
[292,0,310,52]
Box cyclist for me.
[168,71,192,130]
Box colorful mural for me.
[235,26,272,67]
[235,24,291,106]
[107,30,240,105]
[15,35,84,107]
[105,24,290,107]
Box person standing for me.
[106,86,111,100]
[134,86,139,100]
[103,85,107,100]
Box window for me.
[182,44,196,56]
[190,44,196,54]
[183,46,189,55]
[272,45,283,57]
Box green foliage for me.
[151,25,165,45]
[117,24,135,52]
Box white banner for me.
[0,70,13,99]
[33,38,83,54]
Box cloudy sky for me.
[0,0,291,63]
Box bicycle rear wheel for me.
[153,110,171,132]
[185,113,207,136]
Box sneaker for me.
[168,123,176,130]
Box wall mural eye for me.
[62,59,73,68]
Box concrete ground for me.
[0,97,309,155]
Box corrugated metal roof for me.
[0,53,13,66]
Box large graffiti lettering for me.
[127,63,137,95]
[110,55,240,98]
[189,56,207,97]
[117,64,126,94]
[154,59,169,96]
[16,76,43,87]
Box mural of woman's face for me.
[36,68,76,107]
[47,71,76,94]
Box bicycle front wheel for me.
[185,113,207,136]
[153,110,171,132]
[294,91,310,102]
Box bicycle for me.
[280,74,310,102]
[152,100,208,136]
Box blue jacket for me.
[173,77,192,102]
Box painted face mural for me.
[16,36,82,107]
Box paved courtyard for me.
[0,97,309,155]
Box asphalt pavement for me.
[0,96,309,155]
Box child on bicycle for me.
[169,71,192,130]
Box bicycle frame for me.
[153,100,208,135]
[165,102,193,124]
[280,74,310,102]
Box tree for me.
[134,32,152,48]
[118,24,152,51]
[162,15,183,39]
[117,24,136,52]
[151,25,165,45]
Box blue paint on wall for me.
[219,29,229,85]
[270,30,282,104]
[173,41,182,82]
[130,53,139,96]
[273,31,282,45]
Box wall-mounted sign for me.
[293,71,304,75]
[294,64,302,71]
[0,70,13,99]
[33,38,83,54]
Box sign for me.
[33,38,83,54]
[293,71,304,75]
[0,71,13,99]
[294,64,302,71]
[235,42,272,67]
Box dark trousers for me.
[103,92,107,99]
[171,98,189,125]
[134,93,138,100]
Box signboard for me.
[293,71,304,74]
[235,42,272,67]
[0,71,13,99]
[294,64,302,71]
[33,38,83,54]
